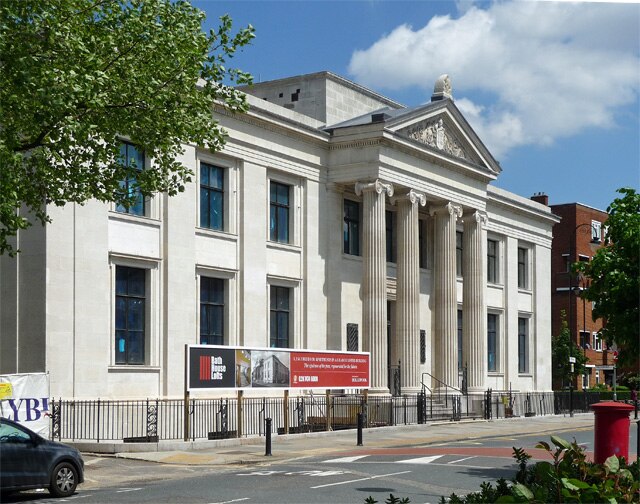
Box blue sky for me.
[194,0,639,211]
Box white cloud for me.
[348,1,640,158]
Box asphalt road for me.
[8,422,636,504]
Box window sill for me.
[108,211,161,228]
[108,366,161,373]
[267,241,301,253]
[196,228,238,242]
[518,373,533,378]
[518,287,532,294]
[342,253,363,262]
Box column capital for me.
[355,179,394,198]
[392,189,427,207]
[429,202,462,219]
[464,209,488,227]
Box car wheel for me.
[49,461,78,498]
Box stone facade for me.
[0,72,558,400]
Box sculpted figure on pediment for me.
[404,118,467,160]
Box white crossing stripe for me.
[323,455,368,463]
[395,455,443,464]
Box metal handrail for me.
[421,371,463,407]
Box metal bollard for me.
[265,417,272,456]
[357,413,363,446]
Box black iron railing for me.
[50,390,574,442]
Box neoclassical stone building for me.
[0,72,558,401]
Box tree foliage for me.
[0,0,254,254]
[574,187,640,371]
[552,314,588,389]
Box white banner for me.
[0,372,50,437]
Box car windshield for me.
[0,421,32,443]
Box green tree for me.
[0,0,254,254]
[552,314,588,389]
[575,187,640,371]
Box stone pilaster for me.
[393,190,426,394]
[430,202,463,390]
[463,211,488,392]
[355,180,394,393]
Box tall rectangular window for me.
[456,231,463,276]
[487,239,498,283]
[269,182,290,243]
[270,286,290,348]
[420,330,426,364]
[200,163,224,230]
[343,199,360,255]
[200,277,224,345]
[419,220,427,269]
[487,313,497,372]
[518,317,528,373]
[580,331,591,349]
[591,220,602,243]
[116,142,145,216]
[115,266,146,365]
[385,211,396,263]
[517,247,528,289]
[457,309,463,371]
[594,333,602,351]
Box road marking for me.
[83,458,103,466]
[396,455,443,464]
[323,455,368,463]
[447,456,476,464]
[116,488,142,493]
[310,470,412,489]
[209,499,250,504]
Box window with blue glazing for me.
[343,199,360,255]
[487,313,498,372]
[269,182,290,243]
[115,266,146,365]
[116,142,145,216]
[270,286,290,348]
[200,277,224,345]
[200,163,224,230]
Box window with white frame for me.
[518,317,529,373]
[487,313,499,372]
[595,370,600,385]
[582,372,589,390]
[591,220,602,243]
[593,333,602,351]
[580,331,591,350]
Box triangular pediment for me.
[389,101,501,175]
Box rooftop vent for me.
[371,112,391,123]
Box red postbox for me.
[591,401,634,463]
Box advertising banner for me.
[0,372,50,437]
[187,345,369,391]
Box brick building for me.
[532,194,614,390]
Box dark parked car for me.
[0,417,84,498]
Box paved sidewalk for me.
[80,413,602,467]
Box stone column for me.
[356,179,394,393]
[430,202,462,390]
[463,210,488,392]
[393,190,426,394]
